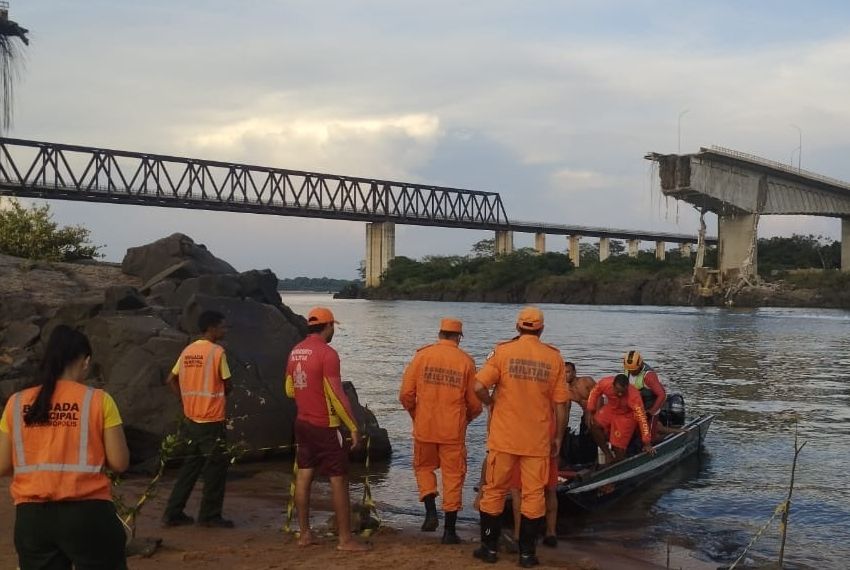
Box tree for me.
[0,7,29,132]
[470,238,495,258]
[0,199,102,261]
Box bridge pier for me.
[568,235,581,267]
[655,241,666,261]
[495,230,514,255]
[599,237,610,261]
[718,213,758,279]
[627,239,639,258]
[365,222,395,287]
[843,218,850,272]
[679,242,692,257]
[534,232,546,254]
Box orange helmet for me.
[623,350,643,373]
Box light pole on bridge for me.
[790,124,802,171]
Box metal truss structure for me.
[0,138,509,229]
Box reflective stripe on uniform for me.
[12,386,104,474]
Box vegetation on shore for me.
[0,199,102,261]
[336,235,847,308]
[278,276,361,292]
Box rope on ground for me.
[359,435,381,537]
[727,501,788,569]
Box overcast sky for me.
[8,1,850,278]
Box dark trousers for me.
[164,419,229,522]
[15,500,127,570]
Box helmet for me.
[623,350,643,373]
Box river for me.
[280,293,850,569]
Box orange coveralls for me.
[399,339,482,512]
[588,376,651,450]
[477,336,568,519]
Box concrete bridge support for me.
[495,230,514,255]
[568,235,581,267]
[718,213,758,279]
[655,241,666,261]
[627,239,640,258]
[534,232,546,255]
[680,243,692,257]
[599,237,610,262]
[843,218,850,272]
[365,222,395,287]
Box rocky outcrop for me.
[0,235,391,468]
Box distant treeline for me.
[343,234,843,301]
[278,276,361,292]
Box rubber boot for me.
[441,511,461,544]
[518,516,542,568]
[421,493,439,532]
[472,511,500,564]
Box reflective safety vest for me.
[9,381,110,505]
[632,366,657,411]
[178,341,227,422]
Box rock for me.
[145,279,179,307]
[104,286,147,312]
[171,274,243,308]
[123,233,236,283]
[140,261,196,292]
[1,320,40,349]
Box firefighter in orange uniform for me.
[587,374,655,463]
[473,307,569,568]
[162,310,235,528]
[0,325,130,569]
[399,317,482,544]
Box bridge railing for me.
[0,138,510,228]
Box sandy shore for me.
[0,467,717,570]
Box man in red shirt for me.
[285,307,369,552]
[587,374,655,463]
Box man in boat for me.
[473,307,569,568]
[399,317,482,544]
[565,362,595,421]
[587,374,655,463]
[623,351,668,442]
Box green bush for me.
[0,199,101,261]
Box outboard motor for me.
[659,393,686,427]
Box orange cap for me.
[439,318,463,334]
[307,307,339,326]
[516,306,544,331]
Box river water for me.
[280,293,850,569]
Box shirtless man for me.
[564,361,595,422]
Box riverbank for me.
[0,465,716,570]
[341,270,850,309]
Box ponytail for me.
[24,325,92,426]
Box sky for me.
[6,1,850,278]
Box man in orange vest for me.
[399,317,482,544]
[587,374,655,463]
[473,307,569,568]
[285,307,369,551]
[162,310,234,528]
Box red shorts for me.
[510,456,558,490]
[595,405,637,450]
[295,420,349,477]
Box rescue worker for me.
[0,325,130,569]
[473,307,569,568]
[162,310,234,528]
[587,374,655,463]
[399,317,482,543]
[623,351,667,440]
[285,307,370,552]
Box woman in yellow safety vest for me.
[0,325,130,569]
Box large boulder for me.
[122,233,237,283]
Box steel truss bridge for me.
[0,138,713,244]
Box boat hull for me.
[558,414,714,512]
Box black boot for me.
[472,511,500,564]
[421,493,439,532]
[518,516,542,568]
[441,511,461,544]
